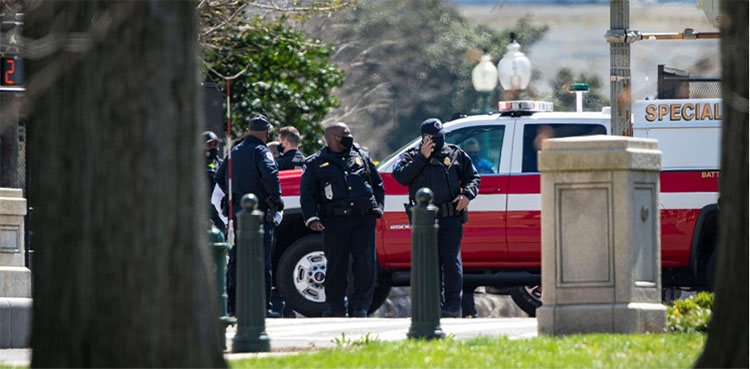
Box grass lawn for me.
[230,333,705,368]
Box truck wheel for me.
[368,284,392,315]
[277,234,391,317]
[510,285,542,317]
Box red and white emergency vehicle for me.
[272,98,721,317]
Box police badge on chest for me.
[325,184,333,200]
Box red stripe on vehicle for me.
[282,170,719,198]
[660,171,719,193]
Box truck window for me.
[446,126,505,174]
[522,124,606,173]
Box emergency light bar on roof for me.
[497,100,554,115]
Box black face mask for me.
[278,144,286,153]
[432,135,445,152]
[340,135,354,151]
[206,148,219,161]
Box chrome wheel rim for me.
[293,251,327,303]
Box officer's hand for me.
[420,137,434,158]
[453,194,470,211]
[372,208,383,218]
[309,220,325,231]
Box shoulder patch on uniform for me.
[265,151,275,162]
[319,162,330,168]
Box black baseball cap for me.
[202,131,221,143]
[248,114,272,131]
[420,118,446,135]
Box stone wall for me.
[371,287,528,318]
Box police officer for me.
[392,118,480,318]
[276,126,306,170]
[204,131,225,230]
[216,114,284,318]
[300,122,385,317]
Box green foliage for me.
[204,16,344,151]
[306,0,549,156]
[332,332,352,347]
[332,333,380,348]
[667,292,714,333]
[549,67,610,112]
[231,333,706,368]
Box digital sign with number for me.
[1,57,24,85]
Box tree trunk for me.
[24,1,226,367]
[695,1,749,367]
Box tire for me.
[276,234,391,317]
[510,285,542,317]
[368,284,392,315]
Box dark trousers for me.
[227,220,274,316]
[437,215,463,311]
[321,214,377,313]
[462,286,477,317]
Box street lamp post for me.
[471,55,498,114]
[497,36,532,100]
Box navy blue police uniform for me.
[216,115,283,317]
[276,149,305,170]
[392,118,480,317]
[300,143,385,317]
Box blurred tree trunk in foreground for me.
[695,0,748,367]
[25,1,225,367]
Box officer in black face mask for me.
[203,131,225,230]
[392,118,480,318]
[300,122,385,317]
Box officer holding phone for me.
[392,118,480,318]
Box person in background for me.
[276,126,306,170]
[203,131,225,230]
[462,138,494,174]
[267,141,281,159]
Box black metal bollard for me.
[231,194,271,353]
[208,227,235,324]
[407,188,445,340]
[209,227,235,350]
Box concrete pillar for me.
[0,188,31,347]
[537,136,666,335]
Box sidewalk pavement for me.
[0,317,537,365]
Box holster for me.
[403,203,414,224]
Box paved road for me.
[0,317,537,365]
[235,317,537,351]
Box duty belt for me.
[436,202,462,218]
[320,207,372,217]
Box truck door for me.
[445,124,510,265]
[506,122,607,265]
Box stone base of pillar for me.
[0,297,32,348]
[538,302,666,335]
[0,267,31,297]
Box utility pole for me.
[606,0,634,137]
[604,1,720,137]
